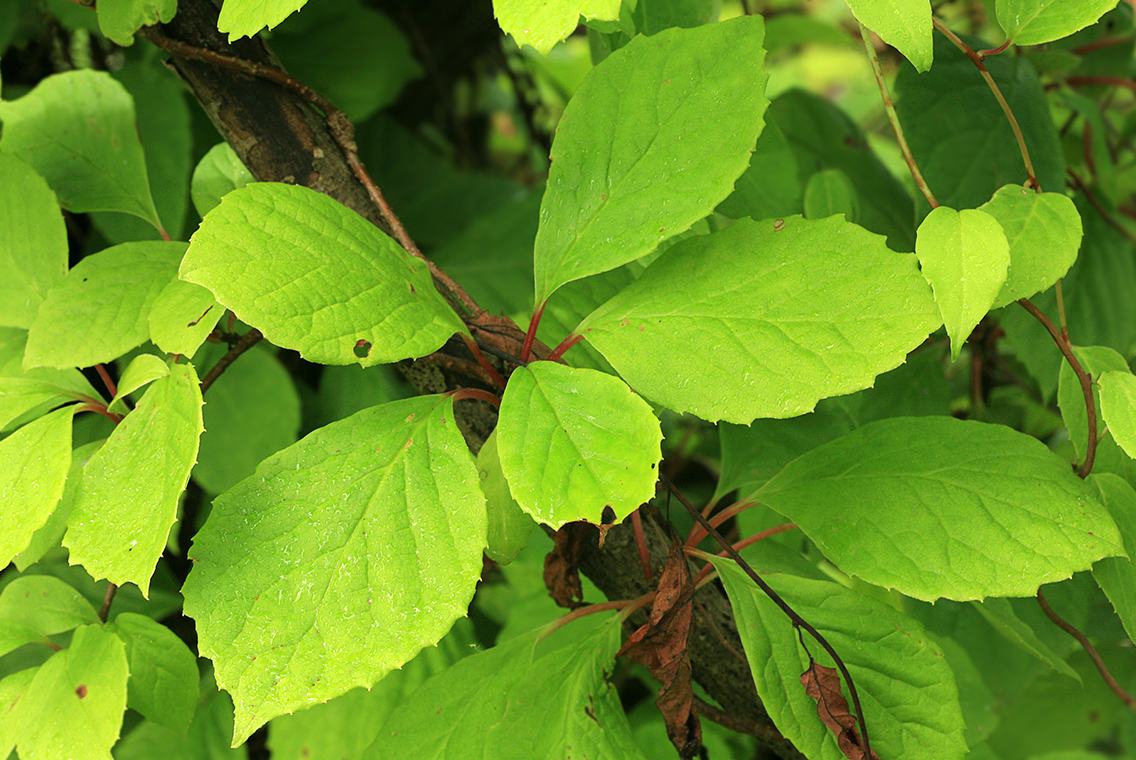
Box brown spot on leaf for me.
[75,685,87,698]
[354,339,372,358]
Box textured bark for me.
[148,2,804,757]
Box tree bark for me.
[148,2,803,757]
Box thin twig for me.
[662,476,873,760]
[690,522,799,588]
[1066,75,1136,93]
[933,18,1041,192]
[200,328,263,394]
[1016,299,1097,477]
[98,582,117,623]
[693,696,794,749]
[1037,589,1136,712]
[448,387,502,409]
[1069,168,1136,246]
[859,21,938,208]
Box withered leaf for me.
[544,521,591,608]
[618,541,702,759]
[800,660,879,760]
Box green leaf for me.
[13,439,103,571]
[365,615,646,760]
[0,153,67,329]
[768,89,915,251]
[24,241,187,370]
[113,679,247,760]
[216,0,309,40]
[477,430,536,564]
[716,119,803,222]
[915,206,1010,360]
[181,395,486,744]
[971,598,1081,681]
[895,32,1064,211]
[97,0,176,46]
[708,559,967,760]
[1089,473,1136,645]
[803,168,859,222]
[106,612,200,736]
[845,0,933,71]
[193,346,300,494]
[980,184,1083,308]
[532,16,770,301]
[64,362,203,596]
[631,0,716,35]
[267,619,475,760]
[496,362,661,528]
[15,624,128,760]
[578,215,940,423]
[757,417,1124,601]
[0,406,72,567]
[108,353,169,415]
[181,182,465,367]
[0,70,161,228]
[0,575,99,657]
[272,2,422,123]
[148,278,223,358]
[0,377,68,430]
[997,0,1119,46]
[190,143,254,219]
[494,0,621,54]
[1100,370,1136,461]
[1057,345,1128,464]
[0,669,37,759]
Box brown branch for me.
[933,18,1041,191]
[200,328,263,394]
[98,582,117,623]
[1037,589,1136,712]
[1016,299,1097,477]
[693,696,798,751]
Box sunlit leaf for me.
[494,0,621,54]
[997,0,1119,46]
[97,0,176,46]
[0,576,99,658]
[0,154,67,329]
[845,0,933,71]
[217,0,309,40]
[0,406,72,567]
[1100,370,1136,461]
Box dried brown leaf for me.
[800,660,879,760]
[543,521,590,608]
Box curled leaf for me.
[800,660,880,760]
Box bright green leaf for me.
[13,439,103,571]
[1100,370,1136,460]
[980,184,1083,308]
[0,575,99,658]
[708,559,967,760]
[15,624,128,760]
[578,216,940,423]
[267,619,475,760]
[494,0,621,54]
[971,598,1081,681]
[532,16,769,301]
[757,416,1124,601]
[106,612,200,736]
[365,614,645,759]
[0,406,72,567]
[803,168,859,222]
[1089,473,1136,644]
[190,143,254,219]
[0,668,37,759]
[1057,346,1128,465]
[915,206,1010,359]
[182,395,486,744]
[0,70,161,227]
[194,346,300,494]
[97,0,176,46]
[845,0,933,71]
[64,362,203,596]
[24,241,187,370]
[181,182,465,367]
[108,353,169,415]
[148,278,223,358]
[0,153,67,329]
[217,0,309,40]
[997,0,1119,46]
[496,361,661,528]
[0,377,69,430]
[477,430,536,564]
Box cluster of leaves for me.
[2,0,1136,758]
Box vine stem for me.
[95,363,117,398]
[459,334,506,389]
[539,591,656,640]
[933,18,1042,192]
[448,387,502,409]
[684,498,757,549]
[547,333,584,363]
[858,20,939,208]
[521,302,546,364]
[662,476,873,760]
[200,328,263,394]
[689,522,799,588]
[138,26,485,320]
[98,582,117,623]
[1016,299,1097,477]
[1037,589,1136,712]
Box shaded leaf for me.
[971,597,1081,682]
[1100,370,1136,461]
[182,395,486,744]
[106,612,200,735]
[757,416,1123,601]
[477,430,535,565]
[578,215,939,423]
[190,143,254,219]
[533,16,769,301]
[497,361,661,527]
[717,120,803,222]
[0,575,99,658]
[181,183,464,367]
[1089,473,1136,645]
[803,169,859,222]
